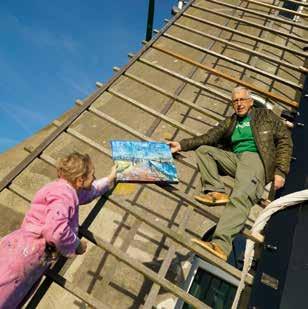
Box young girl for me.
[0,152,116,308]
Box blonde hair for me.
[56,152,93,184]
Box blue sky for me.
[0,0,176,153]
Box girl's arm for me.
[42,193,80,257]
[78,166,117,205]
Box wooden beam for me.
[125,71,225,121]
[142,248,176,309]
[108,88,200,136]
[183,12,308,57]
[173,22,308,73]
[153,44,299,108]
[238,0,308,18]
[50,117,265,237]
[139,57,231,102]
[163,32,303,89]
[81,197,254,285]
[0,0,194,194]
[9,181,213,307]
[45,270,109,309]
[196,0,308,28]
[277,0,308,7]
[29,127,262,246]
[80,228,211,309]
[192,3,308,43]
[143,199,196,308]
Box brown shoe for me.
[194,192,229,206]
[191,239,227,261]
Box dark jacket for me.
[179,108,293,184]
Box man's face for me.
[232,90,253,117]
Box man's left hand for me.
[274,174,285,190]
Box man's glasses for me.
[232,97,251,105]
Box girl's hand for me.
[75,239,87,255]
[107,164,117,184]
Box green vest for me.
[231,115,258,153]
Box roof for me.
[0,0,307,308]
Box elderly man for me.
[168,86,293,261]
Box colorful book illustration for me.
[110,140,178,183]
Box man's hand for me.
[167,141,181,154]
[75,239,87,255]
[274,174,285,190]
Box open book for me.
[110,140,178,183]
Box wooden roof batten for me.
[191,3,308,43]
[172,22,308,73]
[0,0,306,308]
[183,12,308,57]
[196,0,308,30]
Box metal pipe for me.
[146,0,155,41]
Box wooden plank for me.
[98,219,144,292]
[0,0,195,194]
[9,158,255,286]
[91,196,255,285]
[143,192,196,309]
[153,45,299,108]
[139,58,231,101]
[143,248,176,309]
[277,0,308,7]
[197,0,308,30]
[238,0,308,18]
[77,105,232,191]
[80,228,211,309]
[183,12,307,57]
[125,72,225,121]
[45,270,109,309]
[163,32,303,89]
[192,3,308,43]
[11,152,214,307]
[49,120,263,241]
[173,22,308,73]
[108,89,200,136]
[9,179,255,289]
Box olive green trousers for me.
[195,145,265,256]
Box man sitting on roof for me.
[168,86,293,261]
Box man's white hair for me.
[232,86,252,99]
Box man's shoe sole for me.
[191,238,227,261]
[194,195,229,206]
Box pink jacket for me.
[21,177,111,256]
[0,176,111,308]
